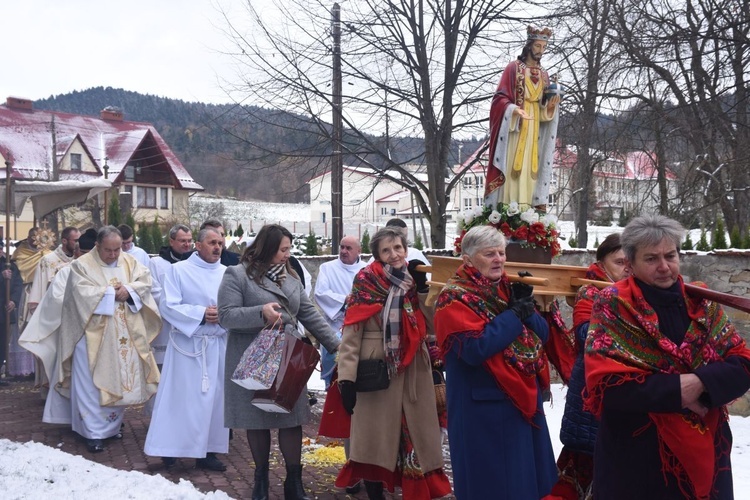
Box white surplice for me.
[144,253,229,458]
[148,256,173,365]
[314,257,366,385]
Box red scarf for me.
[572,262,612,331]
[434,264,546,422]
[343,261,425,373]
[584,276,750,499]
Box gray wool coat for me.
[218,264,340,429]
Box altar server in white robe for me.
[314,235,366,388]
[19,228,98,424]
[144,227,229,471]
[59,226,161,453]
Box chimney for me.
[6,96,33,110]
[100,106,123,121]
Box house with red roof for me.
[0,96,203,239]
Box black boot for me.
[252,463,269,500]
[283,464,310,500]
[364,480,385,500]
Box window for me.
[160,187,169,209]
[477,177,484,188]
[464,198,472,208]
[476,197,482,207]
[70,153,82,171]
[380,207,388,215]
[463,177,472,187]
[136,186,156,208]
[124,165,135,182]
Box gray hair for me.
[96,225,122,244]
[169,224,191,239]
[197,227,221,243]
[621,215,684,261]
[461,225,507,257]
[370,227,407,261]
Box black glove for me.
[407,259,429,293]
[508,272,536,320]
[339,380,357,415]
[510,271,534,300]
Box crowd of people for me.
[2,212,750,500]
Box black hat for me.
[78,228,98,251]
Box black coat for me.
[0,256,23,326]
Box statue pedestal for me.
[505,240,553,265]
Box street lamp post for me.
[103,158,110,225]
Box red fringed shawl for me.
[434,264,546,422]
[542,300,576,384]
[343,261,425,373]
[572,262,612,333]
[584,275,750,499]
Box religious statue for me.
[485,26,561,211]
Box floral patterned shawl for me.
[343,261,425,374]
[434,264,547,422]
[584,275,750,499]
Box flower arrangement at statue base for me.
[454,201,561,258]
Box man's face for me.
[210,226,226,249]
[121,236,134,252]
[63,230,80,255]
[195,231,223,264]
[530,40,547,63]
[97,235,122,265]
[628,238,680,289]
[170,229,193,254]
[338,237,360,265]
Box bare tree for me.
[216,0,544,248]
[607,0,750,236]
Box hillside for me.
[34,87,483,203]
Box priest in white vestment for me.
[20,228,98,424]
[144,227,229,471]
[314,235,366,388]
[58,226,161,453]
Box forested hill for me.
[34,87,482,203]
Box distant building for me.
[0,96,203,238]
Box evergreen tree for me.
[361,229,371,253]
[681,232,694,251]
[730,226,742,248]
[568,234,578,248]
[125,212,137,232]
[618,207,626,227]
[150,219,164,252]
[236,223,244,238]
[594,236,600,248]
[305,231,319,256]
[136,223,153,253]
[743,227,750,249]
[108,196,122,227]
[713,219,728,249]
[414,232,424,250]
[696,228,711,252]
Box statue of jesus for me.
[484,26,561,211]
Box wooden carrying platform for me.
[421,255,595,309]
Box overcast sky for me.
[0,0,243,104]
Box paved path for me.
[0,379,454,499]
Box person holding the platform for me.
[585,215,750,499]
[144,227,229,472]
[218,223,339,500]
[551,233,628,499]
[335,226,451,500]
[485,26,560,209]
[433,225,556,499]
[314,235,366,388]
[58,226,161,453]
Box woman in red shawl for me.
[434,225,556,499]
[584,215,750,499]
[334,227,451,500]
[551,233,628,499]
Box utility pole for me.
[331,2,343,254]
[103,158,110,225]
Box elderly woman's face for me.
[628,238,680,289]
[377,236,407,268]
[463,245,506,281]
[271,236,292,265]
[601,249,629,282]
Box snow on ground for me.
[3,382,750,499]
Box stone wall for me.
[299,249,750,415]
